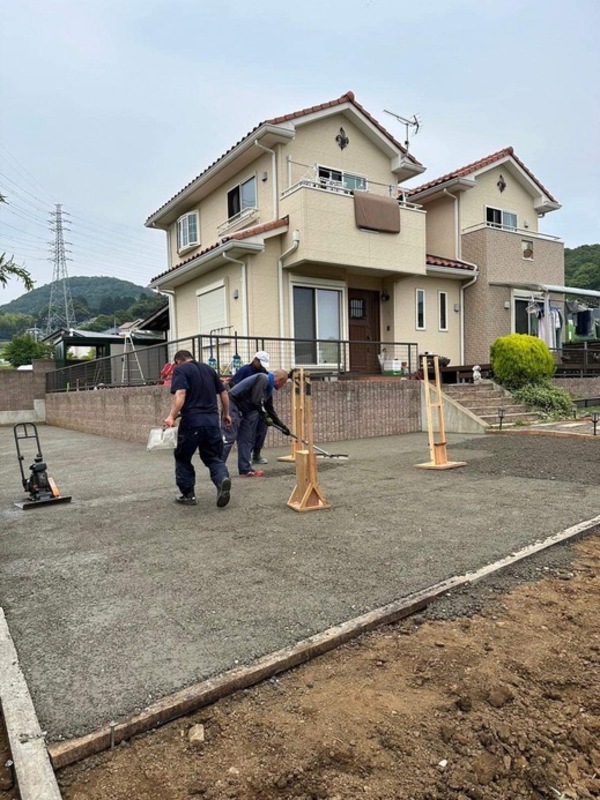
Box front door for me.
[348,289,381,374]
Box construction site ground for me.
[0,421,599,798]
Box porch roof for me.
[490,281,600,300]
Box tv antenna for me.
[383,110,422,151]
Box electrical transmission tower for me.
[46,203,77,334]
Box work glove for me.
[278,424,291,437]
[263,416,274,427]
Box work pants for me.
[222,405,258,475]
[174,424,229,496]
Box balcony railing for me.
[462,222,562,242]
[45,333,420,393]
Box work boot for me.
[175,493,197,506]
[252,450,268,465]
[216,477,231,508]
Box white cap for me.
[254,351,270,370]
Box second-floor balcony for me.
[279,171,427,277]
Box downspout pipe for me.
[278,232,300,367]
[222,252,248,338]
[255,140,278,219]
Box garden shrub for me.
[490,334,556,389]
[513,382,573,419]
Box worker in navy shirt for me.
[163,350,232,508]
[223,369,290,477]
[228,350,270,464]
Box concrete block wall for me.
[0,359,55,422]
[45,379,422,445]
[553,376,600,398]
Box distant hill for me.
[0,276,156,316]
[564,244,600,292]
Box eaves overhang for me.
[490,281,600,299]
[146,125,295,229]
[408,177,476,203]
[150,240,264,291]
[426,265,478,279]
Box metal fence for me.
[45,333,420,392]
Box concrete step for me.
[467,404,532,416]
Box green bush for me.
[2,334,54,368]
[513,382,574,419]
[490,334,556,389]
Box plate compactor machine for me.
[13,423,72,510]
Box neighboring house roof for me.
[426,254,476,272]
[146,92,424,227]
[407,146,560,210]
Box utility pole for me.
[46,204,76,334]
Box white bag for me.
[147,426,178,451]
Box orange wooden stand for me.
[287,370,330,512]
[277,372,299,463]
[415,355,467,471]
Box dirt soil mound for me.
[42,532,599,800]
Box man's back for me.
[171,361,225,426]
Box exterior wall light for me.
[497,407,505,430]
[592,411,599,436]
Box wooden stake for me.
[287,370,330,512]
[415,355,467,470]
[277,372,299,462]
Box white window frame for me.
[176,211,200,253]
[289,275,347,367]
[317,164,368,194]
[416,288,426,331]
[485,205,517,231]
[438,291,448,332]
[227,175,257,221]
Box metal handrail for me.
[45,333,420,393]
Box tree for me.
[0,194,34,291]
[2,333,54,368]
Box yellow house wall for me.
[167,151,274,266]
[392,276,463,365]
[421,196,457,259]
[460,166,540,232]
[280,188,426,274]
[284,115,400,191]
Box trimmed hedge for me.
[490,334,556,389]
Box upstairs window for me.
[177,211,199,251]
[227,176,257,219]
[318,165,367,193]
[486,206,517,230]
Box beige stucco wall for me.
[421,195,457,259]
[460,165,540,233]
[391,275,462,365]
[285,115,399,192]
[280,187,426,274]
[461,228,565,364]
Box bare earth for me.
[2,530,589,800]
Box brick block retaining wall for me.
[45,379,421,445]
[0,359,54,413]
[553,377,600,398]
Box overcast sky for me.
[1,0,598,305]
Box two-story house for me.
[408,147,563,365]
[146,92,486,373]
[146,93,562,373]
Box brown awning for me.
[354,192,400,234]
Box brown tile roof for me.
[147,92,423,223]
[149,217,289,284]
[426,254,476,271]
[408,146,558,203]
[223,216,288,241]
